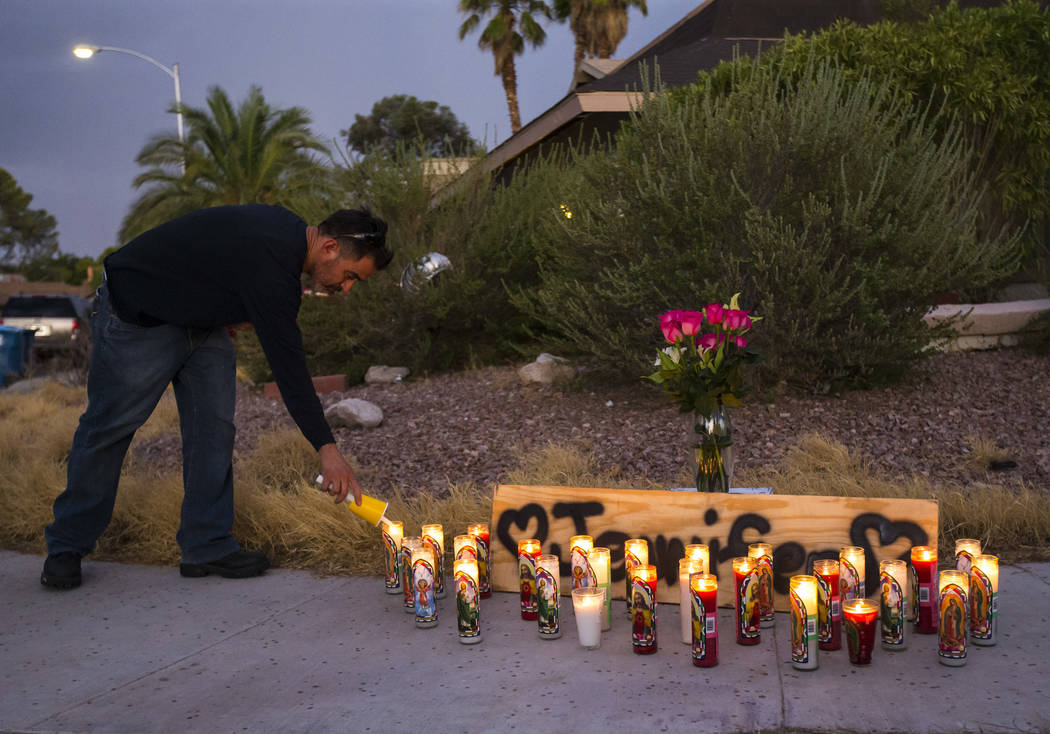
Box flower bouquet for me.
[646,294,761,492]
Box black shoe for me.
[180,550,270,579]
[41,552,82,589]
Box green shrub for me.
[518,56,1019,391]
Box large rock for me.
[518,354,575,384]
[325,398,384,428]
[364,365,410,384]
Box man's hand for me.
[316,443,362,505]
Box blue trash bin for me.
[0,325,34,387]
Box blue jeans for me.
[46,283,240,564]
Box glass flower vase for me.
[687,404,734,493]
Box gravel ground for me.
[199,348,1050,497]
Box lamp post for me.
[73,44,185,171]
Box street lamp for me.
[73,44,185,170]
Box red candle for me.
[733,557,761,645]
[468,523,491,599]
[911,546,938,634]
[690,573,719,667]
[813,559,842,651]
[843,599,879,665]
[631,564,658,654]
[518,538,541,621]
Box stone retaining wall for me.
[924,298,1050,351]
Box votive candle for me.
[839,546,865,602]
[454,534,477,561]
[749,542,775,628]
[733,556,761,645]
[631,564,658,654]
[381,520,403,594]
[412,544,438,628]
[938,569,968,666]
[536,554,562,639]
[454,558,482,644]
[970,554,999,646]
[911,546,938,634]
[572,587,604,649]
[684,544,710,574]
[467,523,491,598]
[624,539,648,619]
[421,524,445,599]
[679,558,704,644]
[588,547,612,630]
[843,599,879,665]
[690,573,718,667]
[812,559,841,651]
[789,575,819,670]
[955,538,981,574]
[518,538,541,620]
[879,559,909,651]
[401,536,422,613]
[570,535,594,591]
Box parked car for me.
[0,293,93,350]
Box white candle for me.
[381,520,403,594]
[536,554,562,639]
[624,539,648,619]
[790,574,819,670]
[587,547,612,630]
[970,554,999,646]
[570,535,594,591]
[411,544,438,628]
[684,544,710,574]
[422,523,445,599]
[840,546,865,602]
[879,559,909,650]
[938,569,968,666]
[454,558,481,644]
[955,538,981,573]
[454,534,477,561]
[679,558,703,644]
[571,587,604,649]
[748,542,775,628]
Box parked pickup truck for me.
[0,293,93,350]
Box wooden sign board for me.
[490,484,938,611]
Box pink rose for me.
[698,332,720,352]
[704,303,724,325]
[732,335,747,348]
[659,310,684,343]
[679,310,703,336]
[723,309,752,331]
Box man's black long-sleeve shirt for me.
[104,204,335,450]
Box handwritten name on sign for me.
[489,484,937,611]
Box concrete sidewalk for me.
[1,550,1048,734]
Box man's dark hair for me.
[318,208,393,270]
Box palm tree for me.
[458,0,553,135]
[553,0,648,87]
[120,85,332,242]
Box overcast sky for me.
[1,0,698,259]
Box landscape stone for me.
[364,365,410,384]
[518,359,575,385]
[325,397,383,428]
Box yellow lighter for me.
[315,475,390,526]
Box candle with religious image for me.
[587,547,612,630]
[843,599,878,665]
[812,559,841,651]
[690,573,718,667]
[938,569,968,666]
[954,538,981,574]
[536,554,562,639]
[518,538,541,620]
[412,544,438,628]
[381,520,403,594]
[733,556,761,645]
[879,559,909,651]
[421,524,445,599]
[631,564,658,654]
[401,537,422,613]
[624,539,648,619]
[911,546,938,634]
[790,575,819,670]
[748,542,775,628]
[569,535,594,591]
[454,558,482,644]
[454,534,476,561]
[839,546,865,603]
[684,544,710,574]
[679,558,704,644]
[970,554,998,646]
[467,523,491,599]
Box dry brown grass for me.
[1,386,1047,574]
